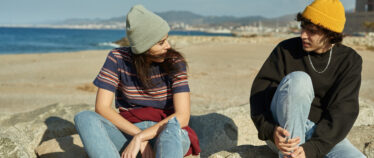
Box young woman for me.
[74,5,200,158]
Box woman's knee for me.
[74,110,98,126]
[156,118,186,157]
[159,117,182,139]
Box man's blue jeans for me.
[74,111,190,158]
[266,71,366,158]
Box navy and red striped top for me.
[93,47,190,110]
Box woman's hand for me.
[139,141,154,158]
[273,126,300,156]
[122,135,154,158]
[122,135,142,158]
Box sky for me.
[0,0,356,24]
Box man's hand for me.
[284,146,305,158]
[273,126,300,156]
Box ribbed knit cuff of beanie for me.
[302,0,346,33]
[126,5,170,54]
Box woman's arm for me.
[122,92,190,158]
[95,88,142,136]
[135,92,191,141]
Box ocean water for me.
[0,27,232,54]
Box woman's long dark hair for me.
[132,48,187,90]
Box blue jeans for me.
[266,71,366,158]
[74,111,190,158]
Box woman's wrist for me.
[134,132,145,142]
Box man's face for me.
[300,22,330,53]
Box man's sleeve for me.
[250,44,285,141]
[301,53,362,158]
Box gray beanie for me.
[126,5,170,54]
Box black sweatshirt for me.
[250,37,362,158]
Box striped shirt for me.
[93,47,189,110]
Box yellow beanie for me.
[302,0,346,33]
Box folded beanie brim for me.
[126,5,170,54]
[130,21,170,54]
[302,6,345,33]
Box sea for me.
[0,27,232,54]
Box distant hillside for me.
[56,16,125,25]
[54,11,271,28]
[157,11,266,27]
[260,14,297,27]
[46,10,368,34]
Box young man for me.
[250,0,366,158]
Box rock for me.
[29,110,237,158]
[114,37,130,47]
[348,125,374,158]
[203,101,374,158]
[209,145,277,158]
[364,142,374,158]
[0,103,93,158]
[0,135,29,158]
[189,104,266,157]
[343,36,374,51]
[1,99,373,158]
[35,134,87,158]
[354,100,374,126]
[189,113,238,157]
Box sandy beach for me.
[1,35,373,115]
[1,35,374,157]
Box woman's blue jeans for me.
[74,111,190,158]
[266,71,366,158]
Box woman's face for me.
[147,35,171,63]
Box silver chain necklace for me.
[307,45,333,74]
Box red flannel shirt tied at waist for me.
[119,107,201,156]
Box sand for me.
[0,35,373,116]
[1,35,374,157]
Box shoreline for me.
[1,34,373,56]
[1,35,374,157]
[1,36,374,115]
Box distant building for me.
[355,0,374,12]
[344,0,374,34]
[371,0,374,11]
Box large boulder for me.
[208,145,277,158]
[32,110,238,158]
[35,134,87,158]
[208,101,374,158]
[0,103,93,158]
[1,100,373,158]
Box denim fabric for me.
[74,111,190,158]
[156,117,191,158]
[266,71,365,158]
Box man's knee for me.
[285,71,312,88]
[283,71,314,99]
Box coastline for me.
[0,35,374,157]
[0,35,284,115]
[1,35,374,114]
